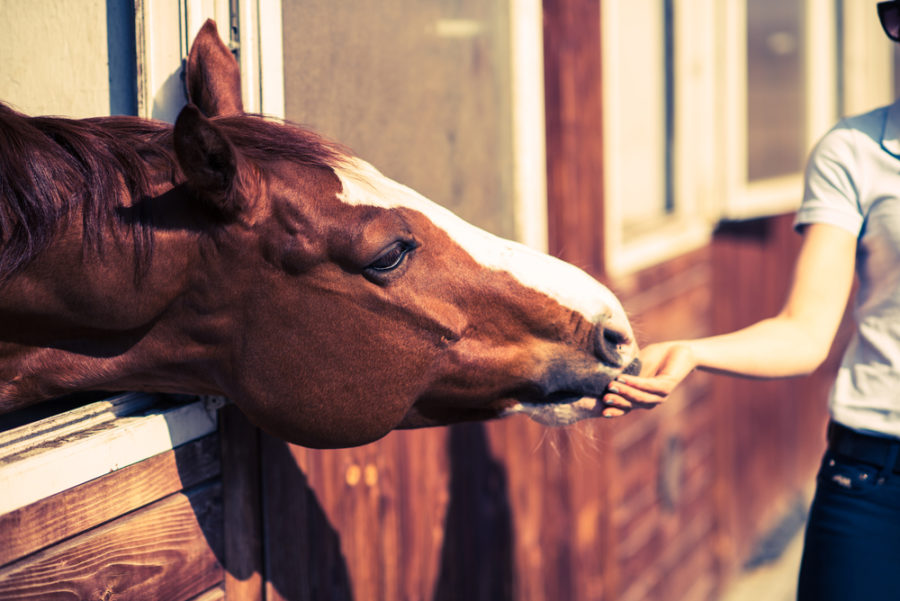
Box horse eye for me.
[366,241,414,272]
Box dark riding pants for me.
[797,425,900,601]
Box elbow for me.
[796,346,830,377]
[775,313,838,377]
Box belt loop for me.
[878,441,900,481]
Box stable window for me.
[601,0,715,276]
[602,0,842,276]
[721,0,838,219]
[247,0,548,251]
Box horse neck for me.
[0,117,222,410]
[0,221,223,410]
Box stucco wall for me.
[0,0,135,118]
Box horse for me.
[0,20,639,449]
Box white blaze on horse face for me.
[334,159,635,348]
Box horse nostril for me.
[594,325,630,367]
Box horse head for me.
[172,21,639,447]
[0,21,639,449]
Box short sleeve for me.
[794,122,865,236]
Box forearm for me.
[683,315,834,379]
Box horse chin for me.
[510,396,605,426]
[509,357,642,427]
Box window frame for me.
[721,0,839,220]
[135,0,233,122]
[253,0,549,251]
[601,0,843,277]
[601,0,716,278]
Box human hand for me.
[601,342,698,417]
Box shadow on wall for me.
[184,414,514,600]
[433,422,514,601]
[257,434,354,601]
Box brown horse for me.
[0,21,639,448]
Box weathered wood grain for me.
[0,483,224,601]
[0,397,218,515]
[260,428,450,601]
[0,435,220,568]
[187,585,225,601]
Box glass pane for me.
[281,1,515,238]
[612,0,669,235]
[747,0,806,181]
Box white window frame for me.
[601,0,716,278]
[135,0,233,122]
[140,0,548,249]
[602,0,845,277]
[721,0,839,220]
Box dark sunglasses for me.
[879,1,900,42]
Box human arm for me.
[602,222,857,417]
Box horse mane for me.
[0,102,346,285]
[211,114,348,171]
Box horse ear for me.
[185,19,244,117]
[174,104,245,218]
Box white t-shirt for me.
[796,100,900,439]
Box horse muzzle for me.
[622,357,642,376]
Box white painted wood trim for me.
[135,0,186,122]
[237,0,261,113]
[258,0,286,119]
[510,0,548,252]
[609,220,712,278]
[721,0,750,220]
[602,0,714,277]
[135,0,232,122]
[0,395,218,515]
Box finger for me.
[614,374,678,397]
[602,392,632,411]
[602,406,627,418]
[607,380,666,409]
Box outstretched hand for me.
[601,342,698,417]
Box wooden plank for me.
[543,0,607,277]
[0,393,155,453]
[432,423,510,601]
[187,585,225,601]
[219,405,263,601]
[260,428,451,601]
[0,397,218,514]
[0,434,220,567]
[484,417,554,601]
[0,483,224,601]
